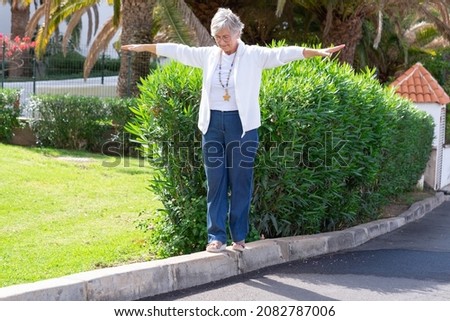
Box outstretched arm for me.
[303,44,345,58]
[121,44,157,55]
[121,43,210,69]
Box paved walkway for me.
[145,199,450,301]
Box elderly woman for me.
[122,8,344,253]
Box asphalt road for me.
[144,201,450,301]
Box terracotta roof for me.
[390,62,450,105]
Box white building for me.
[391,62,450,190]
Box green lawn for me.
[0,143,159,288]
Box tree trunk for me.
[322,15,364,66]
[117,0,156,97]
[10,5,31,78]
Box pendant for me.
[223,89,230,101]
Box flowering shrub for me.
[0,34,35,69]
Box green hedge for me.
[0,88,20,143]
[44,51,120,79]
[256,59,433,236]
[127,64,204,258]
[28,94,137,153]
[128,53,433,258]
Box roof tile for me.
[390,63,450,105]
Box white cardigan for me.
[156,40,305,136]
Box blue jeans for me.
[202,110,259,245]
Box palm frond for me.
[276,0,286,18]
[32,0,101,58]
[435,1,449,25]
[62,8,87,56]
[415,25,439,46]
[156,0,193,46]
[83,17,119,80]
[85,4,100,46]
[323,1,334,37]
[34,26,48,59]
[86,7,93,46]
[420,4,450,42]
[42,0,52,39]
[33,0,63,59]
[50,1,98,23]
[93,4,100,37]
[373,9,383,49]
[113,0,121,26]
[175,0,215,46]
[26,4,46,37]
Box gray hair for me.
[210,8,244,37]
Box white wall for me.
[442,147,450,188]
[0,6,12,35]
[414,102,444,147]
[423,148,437,189]
[413,102,447,189]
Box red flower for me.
[0,33,35,61]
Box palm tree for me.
[354,16,406,83]
[272,0,386,65]
[419,0,450,43]
[26,1,104,65]
[115,0,155,97]
[5,0,31,39]
[272,0,450,67]
[26,0,213,97]
[3,0,32,77]
[359,0,450,77]
[182,0,394,64]
[183,0,305,45]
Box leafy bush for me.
[28,94,137,152]
[128,51,433,258]
[45,51,86,77]
[256,59,433,236]
[0,88,20,142]
[92,55,121,73]
[127,63,205,258]
[103,97,139,156]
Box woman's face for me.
[213,28,239,55]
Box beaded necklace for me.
[218,50,237,101]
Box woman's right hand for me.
[121,44,156,54]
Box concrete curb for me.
[1,192,448,301]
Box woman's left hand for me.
[304,44,346,58]
[320,44,346,57]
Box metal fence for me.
[0,45,125,108]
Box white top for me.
[156,40,305,137]
[210,52,238,111]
